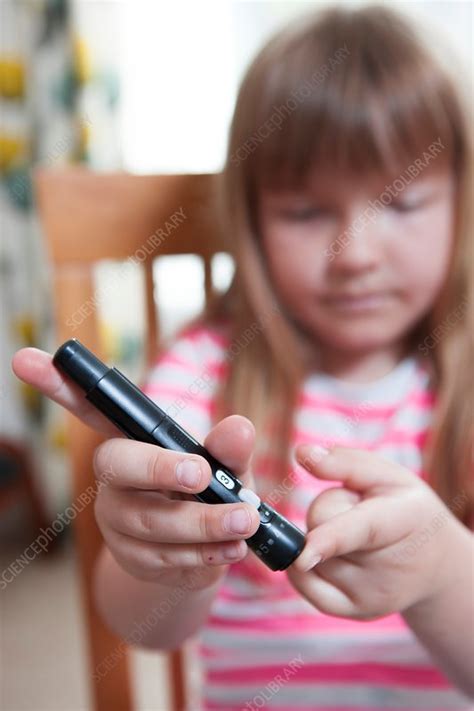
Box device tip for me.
[53,339,108,392]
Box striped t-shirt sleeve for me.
[141,325,229,443]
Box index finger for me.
[292,496,412,572]
[295,445,415,492]
[12,348,120,437]
[93,438,213,492]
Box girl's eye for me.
[279,207,329,221]
[390,199,424,213]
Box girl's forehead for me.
[258,162,453,199]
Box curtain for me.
[0,0,120,505]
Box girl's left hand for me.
[287,444,465,619]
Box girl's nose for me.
[328,214,382,275]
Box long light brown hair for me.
[171,5,473,527]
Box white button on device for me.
[238,487,261,508]
[215,469,235,490]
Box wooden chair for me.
[34,167,225,711]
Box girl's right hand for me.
[92,423,261,589]
[12,348,261,590]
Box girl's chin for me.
[306,322,402,353]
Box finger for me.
[295,444,414,493]
[203,415,256,488]
[306,486,361,529]
[96,487,261,543]
[292,497,408,572]
[93,438,216,493]
[287,562,357,618]
[107,530,249,580]
[12,348,120,437]
[288,558,390,620]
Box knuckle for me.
[367,522,378,547]
[146,449,165,489]
[198,506,214,542]
[139,551,164,578]
[93,440,119,484]
[157,547,176,568]
[136,505,155,538]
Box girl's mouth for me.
[323,292,393,313]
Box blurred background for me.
[0,1,472,709]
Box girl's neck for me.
[312,343,410,384]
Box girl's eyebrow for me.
[262,172,453,204]
[263,184,334,199]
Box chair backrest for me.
[34,167,225,711]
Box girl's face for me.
[258,167,455,358]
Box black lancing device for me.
[53,339,306,571]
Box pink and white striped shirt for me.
[142,322,473,711]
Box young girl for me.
[13,4,473,709]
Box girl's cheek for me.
[387,208,453,279]
[263,223,334,271]
[263,244,327,308]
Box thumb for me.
[204,415,256,490]
[295,444,413,494]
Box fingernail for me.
[222,542,245,560]
[176,459,202,488]
[223,508,251,534]
[299,445,329,465]
[302,554,323,572]
[313,445,329,457]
